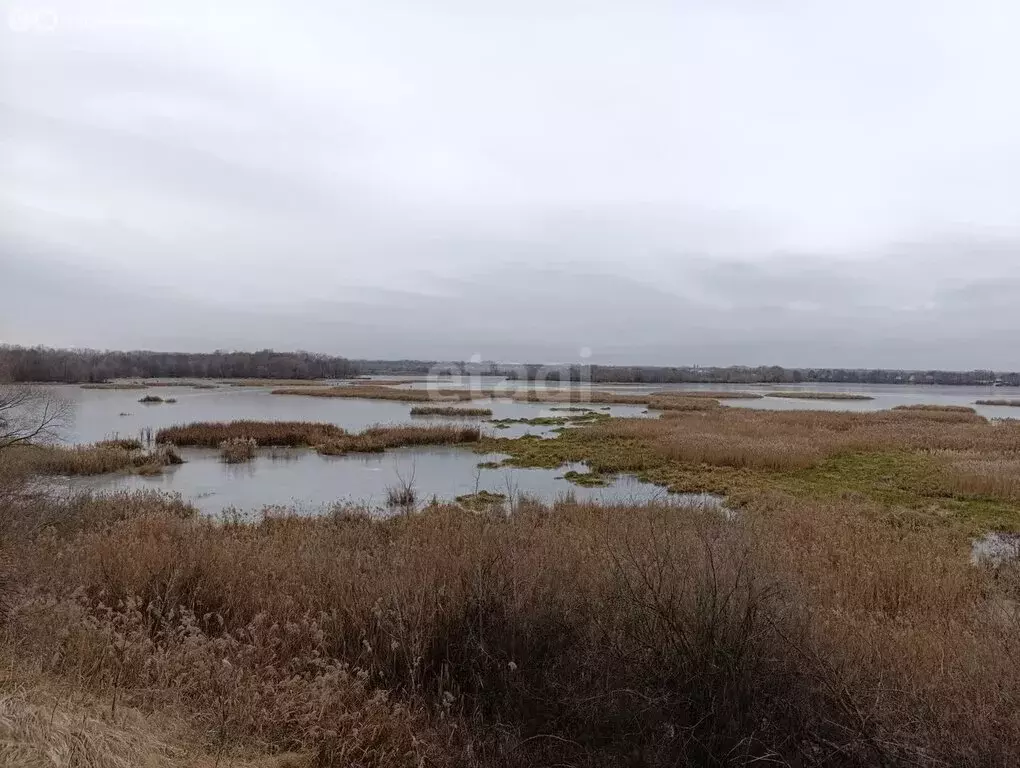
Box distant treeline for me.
[3,346,1018,386]
[0,346,355,383]
[354,361,1020,387]
[500,364,1020,386]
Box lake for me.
[39,378,1018,515]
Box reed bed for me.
[511,389,649,405]
[225,379,331,387]
[766,391,874,400]
[894,403,977,413]
[273,385,477,402]
[10,442,183,476]
[80,383,147,390]
[156,420,347,447]
[138,394,167,404]
[317,425,481,455]
[219,437,258,463]
[2,487,1019,766]
[976,399,1020,407]
[96,437,143,450]
[646,395,722,411]
[480,406,1020,520]
[667,390,763,399]
[513,389,750,409]
[410,406,493,416]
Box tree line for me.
[0,346,355,382]
[3,346,1017,386]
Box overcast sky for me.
[3,0,1020,368]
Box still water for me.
[63,447,697,518]
[41,379,1018,516]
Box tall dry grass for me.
[893,403,977,413]
[273,386,477,402]
[575,406,1020,473]
[409,406,493,416]
[2,487,1019,766]
[220,437,258,463]
[766,391,874,400]
[317,425,480,455]
[156,421,347,447]
[4,442,183,476]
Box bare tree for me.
[0,384,72,450]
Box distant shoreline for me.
[2,344,1019,387]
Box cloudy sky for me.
[3,0,1020,368]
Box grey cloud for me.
[3,0,1020,368]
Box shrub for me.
[219,437,257,463]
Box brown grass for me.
[3,485,1020,766]
[766,391,874,400]
[317,425,481,455]
[513,389,753,407]
[9,442,182,476]
[511,389,649,405]
[409,406,493,416]
[220,437,258,463]
[646,395,722,411]
[273,385,478,402]
[894,403,977,413]
[225,379,331,387]
[8,403,1020,765]
[667,390,763,399]
[80,383,148,390]
[156,421,347,448]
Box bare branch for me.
[0,384,73,450]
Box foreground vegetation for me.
[5,391,1020,766]
[1,479,1018,766]
[5,441,183,476]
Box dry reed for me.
[317,425,481,455]
[156,421,347,447]
[3,487,1019,766]
[766,391,874,400]
[409,406,493,416]
[219,437,258,463]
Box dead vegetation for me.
[894,403,977,413]
[766,391,874,400]
[1,485,1019,767]
[317,425,481,455]
[5,395,1020,766]
[219,437,258,463]
[976,399,1020,407]
[409,406,493,417]
[156,421,347,448]
[5,442,183,476]
[273,385,478,402]
[80,383,149,390]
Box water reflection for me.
[64,446,706,517]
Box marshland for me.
[4,374,1020,767]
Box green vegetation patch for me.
[562,469,611,487]
[455,490,507,510]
